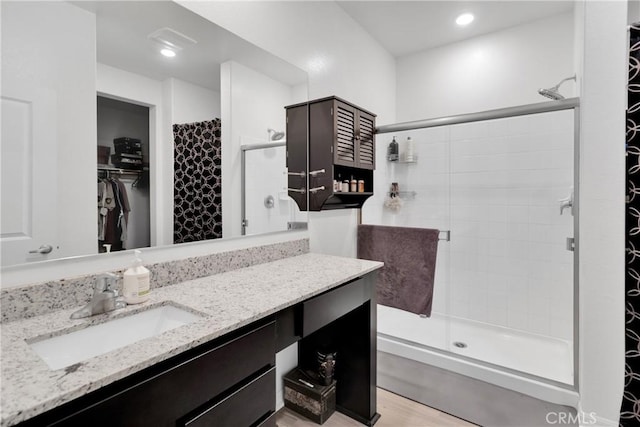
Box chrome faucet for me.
[70,273,125,319]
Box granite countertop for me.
[0,253,382,427]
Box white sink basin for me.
[29,305,203,370]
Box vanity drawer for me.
[302,278,366,337]
[182,367,275,427]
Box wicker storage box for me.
[283,369,336,424]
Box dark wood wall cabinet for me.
[286,96,376,211]
[19,274,379,427]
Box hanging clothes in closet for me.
[98,176,130,252]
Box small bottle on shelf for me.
[350,176,357,192]
[358,180,365,192]
[387,137,399,161]
[342,180,349,192]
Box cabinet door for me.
[333,101,357,167]
[356,111,375,170]
[286,104,308,210]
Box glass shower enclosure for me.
[366,100,578,387]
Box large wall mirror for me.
[1,1,308,268]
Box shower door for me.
[447,110,576,385]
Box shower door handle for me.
[559,188,574,216]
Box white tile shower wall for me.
[365,111,574,342]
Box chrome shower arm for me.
[551,75,577,90]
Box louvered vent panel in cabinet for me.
[335,105,355,164]
[357,113,375,169]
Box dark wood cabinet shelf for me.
[286,96,376,211]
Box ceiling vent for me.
[148,27,197,52]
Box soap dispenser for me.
[123,250,150,304]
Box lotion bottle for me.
[123,250,150,304]
[405,136,415,162]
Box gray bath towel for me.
[357,224,439,316]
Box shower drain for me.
[453,341,468,349]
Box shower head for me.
[538,88,565,101]
[537,75,576,101]
[267,128,285,141]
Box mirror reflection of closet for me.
[97,96,150,253]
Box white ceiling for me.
[336,1,575,57]
[72,1,307,92]
[71,1,574,90]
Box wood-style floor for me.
[275,388,477,427]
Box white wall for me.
[165,78,220,125]
[177,0,397,257]
[1,2,97,260]
[577,1,627,424]
[396,12,575,121]
[220,60,303,238]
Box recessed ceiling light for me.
[160,48,176,58]
[456,13,474,26]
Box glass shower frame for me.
[374,98,580,390]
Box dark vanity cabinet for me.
[286,96,376,211]
[18,275,379,427]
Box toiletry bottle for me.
[358,180,365,192]
[405,136,415,162]
[387,137,399,161]
[342,179,349,192]
[335,174,342,192]
[350,176,357,192]
[123,250,150,304]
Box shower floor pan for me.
[378,305,573,385]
